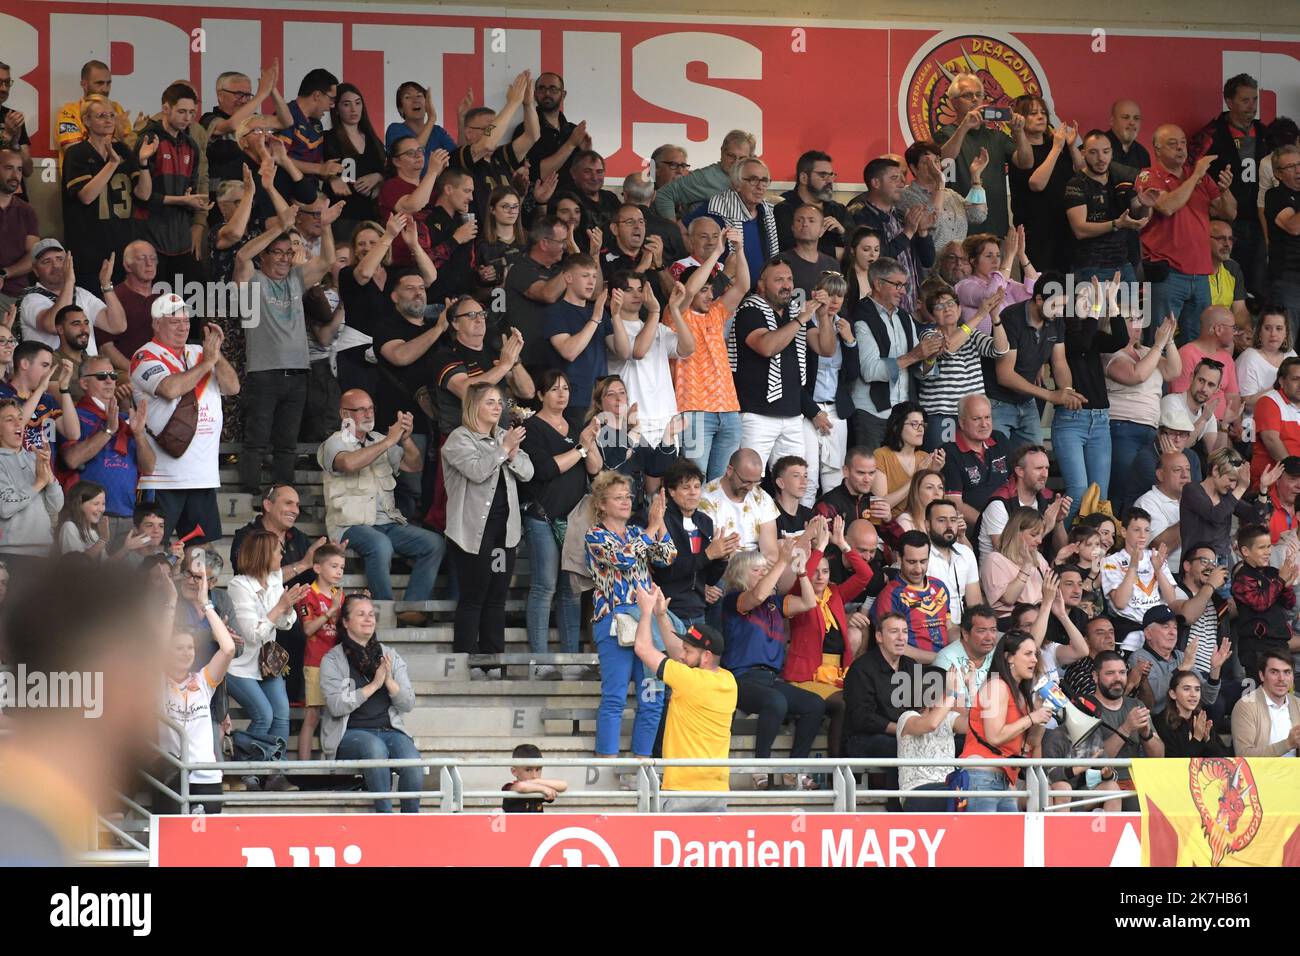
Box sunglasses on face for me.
[86,371,119,381]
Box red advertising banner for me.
[1,4,1298,182]
[151,812,1142,867]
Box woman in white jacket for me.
[226,528,308,792]
[320,594,422,813]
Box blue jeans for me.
[1108,419,1157,514]
[1050,406,1110,527]
[524,515,580,653]
[682,411,742,482]
[227,674,289,745]
[337,727,423,813]
[990,397,1044,447]
[593,611,665,756]
[1151,269,1211,346]
[966,767,1021,813]
[342,522,446,601]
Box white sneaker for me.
[534,664,561,681]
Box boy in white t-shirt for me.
[1100,508,1179,652]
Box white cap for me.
[150,293,188,320]
[1158,394,1196,433]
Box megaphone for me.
[1034,676,1103,746]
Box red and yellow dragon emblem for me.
[1188,757,1263,866]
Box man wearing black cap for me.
[1131,603,1224,716]
[634,584,736,812]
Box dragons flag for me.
[1132,758,1300,866]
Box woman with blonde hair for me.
[442,382,534,667]
[979,506,1052,622]
[584,471,676,771]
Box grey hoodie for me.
[0,448,63,555]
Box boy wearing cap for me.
[633,583,736,812]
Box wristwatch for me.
[203,601,216,613]
[577,445,588,459]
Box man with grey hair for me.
[652,130,755,221]
[698,156,779,288]
[936,71,1033,239]
[199,62,280,189]
[851,256,939,451]
[651,144,689,191]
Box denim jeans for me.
[681,411,742,482]
[524,515,580,653]
[337,727,424,813]
[593,611,664,756]
[965,766,1021,813]
[1151,269,1211,346]
[238,370,308,494]
[989,397,1044,447]
[226,674,290,744]
[1050,406,1111,527]
[342,522,446,601]
[1108,418,1157,514]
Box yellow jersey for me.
[661,659,737,792]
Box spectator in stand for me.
[452,73,538,224]
[585,473,676,770]
[1108,100,1151,175]
[1129,396,1204,509]
[1237,306,1295,445]
[924,497,982,622]
[1102,507,1180,652]
[1155,670,1230,757]
[1182,446,1269,574]
[1170,307,1242,436]
[229,484,324,587]
[1065,129,1159,285]
[1104,313,1182,513]
[1265,143,1300,331]
[936,71,1033,240]
[1256,119,1300,273]
[896,664,978,810]
[698,448,779,562]
[1190,74,1267,293]
[425,167,484,300]
[940,395,1015,536]
[62,96,157,295]
[605,274,692,447]
[504,216,568,381]
[622,170,686,271]
[775,150,850,257]
[1007,97,1080,273]
[1232,523,1300,679]
[54,61,130,161]
[0,68,32,197]
[292,543,346,761]
[301,285,343,443]
[226,528,307,791]
[232,200,342,497]
[959,630,1049,812]
[513,73,583,186]
[1137,125,1236,345]
[769,455,813,536]
[870,402,943,519]
[600,204,662,282]
[721,538,827,790]
[324,83,387,237]
[933,240,973,288]
[1231,650,1300,757]
[815,446,891,529]
[442,382,533,662]
[98,240,160,375]
[873,530,952,662]
[652,131,755,223]
[782,516,874,758]
[547,260,625,432]
[672,230,749,480]
[0,398,61,575]
[383,81,459,176]
[476,186,527,291]
[51,306,91,403]
[0,148,37,312]
[1134,451,1192,578]
[654,458,738,628]
[1078,652,1165,800]
[1252,356,1300,486]
[320,595,423,812]
[651,144,689,192]
[267,68,341,195]
[934,603,1000,699]
[669,215,730,284]
[319,393,445,625]
[1061,615,1129,701]
[898,140,988,258]
[776,205,839,296]
[846,157,935,312]
[801,271,857,498]
[135,83,206,287]
[1262,457,1300,545]
[569,149,622,234]
[733,258,819,468]
[200,64,279,192]
[378,136,449,267]
[1207,218,1251,338]
[131,303,238,543]
[955,228,1037,334]
[61,356,153,539]
[915,283,1008,447]
[500,742,570,813]
[19,239,127,355]
[1132,604,1225,717]
[111,502,172,568]
[1168,542,1230,685]
[979,506,1052,623]
[520,371,602,668]
[895,468,945,536]
[839,228,882,319]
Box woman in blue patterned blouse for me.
[585,470,677,769]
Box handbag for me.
[148,388,199,458]
[613,612,639,647]
[259,639,290,679]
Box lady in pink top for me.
[954,226,1039,333]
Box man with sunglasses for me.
[62,355,154,540]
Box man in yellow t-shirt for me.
[633,585,737,811]
[55,60,131,162]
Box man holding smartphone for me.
[936,73,1034,239]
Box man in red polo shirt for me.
[1138,124,1236,345]
[1253,357,1300,488]
[1265,457,1300,544]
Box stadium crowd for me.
[1,55,1300,819]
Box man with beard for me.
[873,530,952,662]
[846,157,935,312]
[733,258,819,468]
[53,306,92,402]
[0,147,36,311]
[19,240,127,354]
[1170,308,1241,438]
[1064,129,1160,286]
[774,150,849,257]
[511,72,585,185]
[1081,650,1164,803]
[925,498,981,623]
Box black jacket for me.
[844,644,932,738]
[844,195,936,272]
[1190,112,1267,219]
[773,188,851,257]
[652,502,728,620]
[1154,709,1231,758]
[229,516,314,585]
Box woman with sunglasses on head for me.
[1181,445,1273,572]
[324,83,387,239]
